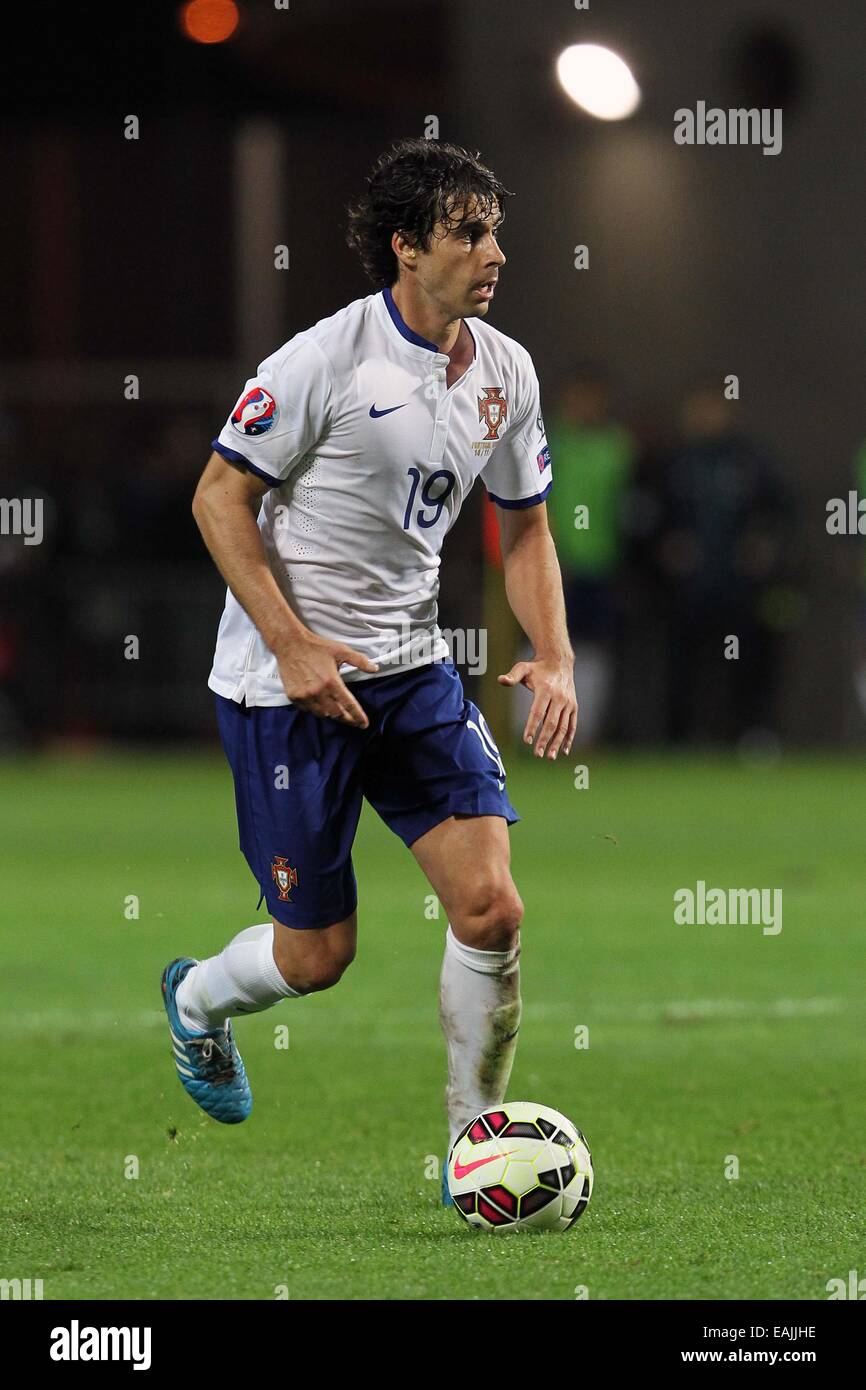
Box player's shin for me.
[176,922,301,1033]
[438,923,522,1147]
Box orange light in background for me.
[180,0,240,45]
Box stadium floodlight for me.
[556,44,641,120]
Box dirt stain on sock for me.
[477,971,522,1096]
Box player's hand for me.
[498,657,578,760]
[275,635,378,728]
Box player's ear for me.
[392,230,418,270]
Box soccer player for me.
[161,139,577,1200]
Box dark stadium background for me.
[4,2,866,1319]
[1,0,863,749]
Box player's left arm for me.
[497,502,578,760]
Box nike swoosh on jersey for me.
[369,403,408,417]
[452,1149,516,1180]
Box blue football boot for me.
[442,1161,454,1207]
[161,957,252,1124]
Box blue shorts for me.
[215,660,520,929]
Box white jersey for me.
[209,287,552,706]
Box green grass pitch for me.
[2,750,864,1300]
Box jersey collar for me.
[381,286,441,353]
[379,287,478,379]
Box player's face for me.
[420,200,506,320]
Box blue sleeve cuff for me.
[212,439,281,488]
[487,480,552,510]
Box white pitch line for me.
[528,998,845,1021]
[639,997,844,1021]
[11,997,846,1037]
[13,1009,165,1035]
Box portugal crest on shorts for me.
[478,386,508,441]
[271,856,298,902]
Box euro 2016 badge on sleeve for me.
[231,386,279,437]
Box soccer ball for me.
[447,1101,593,1233]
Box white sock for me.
[176,923,301,1033]
[439,923,522,1148]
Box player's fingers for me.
[535,701,565,758]
[326,679,369,728]
[333,644,379,674]
[498,662,532,687]
[309,689,342,718]
[543,705,571,761]
[302,678,368,727]
[523,693,550,747]
[316,697,363,727]
[563,704,579,757]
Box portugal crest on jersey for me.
[231,386,279,437]
[478,386,508,441]
[271,856,298,902]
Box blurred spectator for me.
[0,407,60,747]
[659,384,793,746]
[545,366,636,743]
[617,408,674,743]
[117,413,208,560]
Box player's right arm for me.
[192,451,377,726]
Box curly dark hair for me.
[346,137,512,289]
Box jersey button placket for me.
[428,357,449,464]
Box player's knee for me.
[457,881,524,951]
[277,946,354,994]
[292,952,353,993]
[272,927,356,994]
